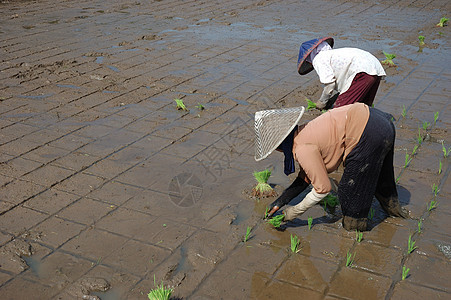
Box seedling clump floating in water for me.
[252,169,276,198]
[356,230,363,243]
[243,226,252,243]
[148,275,173,300]
[407,234,417,254]
[306,98,317,110]
[402,265,410,280]
[418,35,425,46]
[308,216,313,230]
[346,251,355,267]
[267,214,285,228]
[436,17,449,27]
[174,98,188,111]
[381,51,396,67]
[290,234,301,253]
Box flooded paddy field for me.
[0,0,450,299]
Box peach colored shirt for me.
[293,103,370,194]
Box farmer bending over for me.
[255,103,407,231]
[298,37,386,109]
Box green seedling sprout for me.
[368,207,375,220]
[422,121,430,131]
[346,251,355,267]
[252,169,276,198]
[381,51,396,67]
[417,219,422,233]
[407,234,417,254]
[402,266,410,280]
[418,35,425,46]
[434,112,439,125]
[306,98,317,110]
[322,194,339,211]
[401,105,407,118]
[428,200,438,211]
[441,141,450,158]
[438,160,442,174]
[264,207,270,219]
[174,98,188,111]
[412,145,418,156]
[417,128,423,145]
[195,103,205,110]
[404,152,412,168]
[436,17,449,27]
[308,216,313,230]
[356,230,363,243]
[243,226,252,243]
[267,214,285,228]
[290,234,301,253]
[148,275,173,300]
[396,174,401,184]
[432,183,439,196]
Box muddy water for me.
[0,0,450,299]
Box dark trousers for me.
[334,72,381,108]
[338,107,396,218]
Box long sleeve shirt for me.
[293,103,370,194]
[312,48,386,95]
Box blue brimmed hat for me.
[297,37,334,75]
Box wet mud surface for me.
[0,0,450,299]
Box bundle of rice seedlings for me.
[252,169,276,198]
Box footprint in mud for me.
[0,239,32,274]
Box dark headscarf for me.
[277,126,298,176]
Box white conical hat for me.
[254,106,305,161]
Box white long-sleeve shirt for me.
[312,48,386,94]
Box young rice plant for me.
[368,207,375,220]
[290,234,301,253]
[252,169,276,198]
[381,51,396,67]
[243,226,252,243]
[346,251,355,267]
[356,230,363,243]
[439,160,442,175]
[441,141,450,158]
[428,200,438,211]
[407,234,417,254]
[417,219,422,233]
[418,35,425,46]
[436,17,449,27]
[434,112,439,125]
[306,98,317,110]
[148,275,173,300]
[401,105,407,118]
[308,216,313,230]
[402,266,410,280]
[174,98,188,111]
[267,214,285,228]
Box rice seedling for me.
[147,275,173,300]
[434,112,439,125]
[407,234,417,254]
[267,214,285,228]
[436,17,449,27]
[195,103,205,110]
[441,141,450,158]
[243,226,252,243]
[422,121,430,131]
[418,35,425,46]
[356,230,363,243]
[368,207,375,220]
[290,234,301,253]
[432,183,439,196]
[401,105,407,118]
[252,169,276,198]
[346,251,355,267]
[264,207,270,219]
[308,216,313,230]
[396,174,401,184]
[402,266,410,280]
[321,194,339,211]
[404,152,412,168]
[174,98,188,111]
[438,160,442,174]
[306,98,317,110]
[411,145,418,156]
[417,219,422,233]
[381,51,396,67]
[428,200,438,211]
[417,128,423,145]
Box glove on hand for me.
[284,189,328,221]
[266,175,309,218]
[316,82,336,109]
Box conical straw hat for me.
[254,106,305,161]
